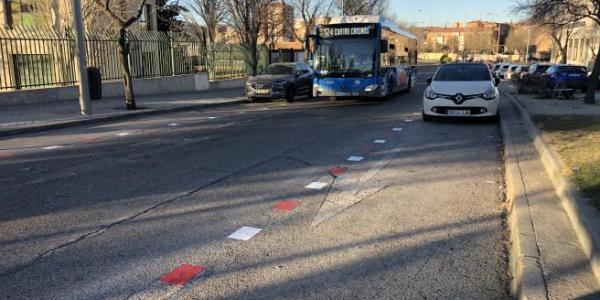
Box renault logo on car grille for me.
[454,93,465,104]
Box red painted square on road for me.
[273,200,300,212]
[0,151,15,159]
[160,264,205,285]
[329,166,348,176]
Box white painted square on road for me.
[374,140,387,144]
[392,128,403,132]
[203,117,217,120]
[228,226,262,241]
[347,156,364,162]
[43,145,63,150]
[305,182,328,190]
[116,132,131,137]
[168,123,179,127]
[404,119,413,123]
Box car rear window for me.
[510,66,519,71]
[559,66,587,73]
[502,65,510,69]
[434,65,491,81]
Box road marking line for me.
[347,156,364,162]
[228,226,262,241]
[260,108,270,110]
[42,145,63,150]
[374,140,387,144]
[160,264,205,286]
[392,128,403,131]
[116,132,131,137]
[312,150,397,226]
[404,119,413,123]
[306,182,328,190]
[273,200,300,212]
[168,123,180,127]
[329,166,348,176]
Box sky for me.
[387,0,524,27]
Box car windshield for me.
[559,66,587,73]
[315,38,376,78]
[510,66,519,71]
[434,65,491,81]
[502,65,510,69]
[264,65,294,75]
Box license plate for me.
[334,92,358,96]
[255,89,270,94]
[448,109,471,116]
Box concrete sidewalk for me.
[501,90,600,299]
[0,88,246,136]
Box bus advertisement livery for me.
[311,15,418,100]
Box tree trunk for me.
[584,42,600,104]
[559,46,568,64]
[118,27,136,110]
[250,44,258,76]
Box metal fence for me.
[0,26,267,91]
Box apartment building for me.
[564,18,600,69]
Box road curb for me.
[502,88,600,284]
[500,99,548,300]
[0,99,246,138]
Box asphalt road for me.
[0,66,509,299]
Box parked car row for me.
[516,63,589,97]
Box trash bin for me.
[87,67,102,100]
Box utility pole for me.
[71,0,92,115]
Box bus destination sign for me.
[318,25,376,39]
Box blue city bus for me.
[310,15,418,100]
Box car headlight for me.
[313,84,323,92]
[364,84,378,92]
[482,86,496,100]
[424,87,438,100]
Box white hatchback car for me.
[422,63,500,121]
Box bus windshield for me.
[315,38,376,78]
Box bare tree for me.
[93,0,147,110]
[285,0,334,59]
[334,0,387,16]
[516,0,600,103]
[225,0,273,76]
[185,0,227,45]
[505,25,529,55]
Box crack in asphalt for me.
[0,128,334,279]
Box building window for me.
[4,0,47,27]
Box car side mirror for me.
[494,77,500,87]
[426,77,432,85]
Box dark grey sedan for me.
[245,62,314,102]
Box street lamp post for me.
[71,0,92,115]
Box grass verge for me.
[533,116,600,207]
